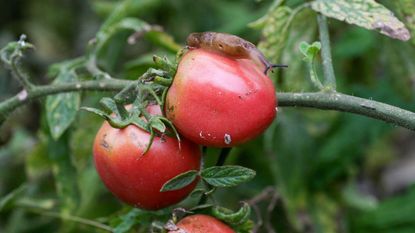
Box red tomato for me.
[169,214,235,233]
[93,108,201,210]
[166,49,277,147]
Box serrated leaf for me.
[311,0,411,41]
[200,166,256,188]
[46,70,80,140]
[249,6,293,64]
[113,209,143,233]
[0,184,27,212]
[160,170,198,192]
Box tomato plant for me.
[168,214,235,233]
[2,0,415,232]
[93,119,201,210]
[166,49,277,147]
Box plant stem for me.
[198,148,232,205]
[1,80,415,131]
[317,14,336,91]
[216,148,232,166]
[278,92,415,130]
[10,56,34,91]
[0,79,132,124]
[24,208,113,232]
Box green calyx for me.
[82,55,180,154]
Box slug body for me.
[187,32,286,74]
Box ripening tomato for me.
[166,49,277,147]
[168,214,235,233]
[93,106,201,210]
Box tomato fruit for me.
[93,106,201,210]
[168,214,235,233]
[166,49,277,147]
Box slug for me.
[186,32,287,74]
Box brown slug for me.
[186,32,287,74]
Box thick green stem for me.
[317,14,336,91]
[278,92,415,130]
[1,80,415,131]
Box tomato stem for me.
[317,14,337,91]
[216,148,232,166]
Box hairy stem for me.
[317,14,336,90]
[278,92,415,130]
[1,80,415,131]
[10,56,34,91]
[0,79,132,124]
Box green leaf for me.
[200,166,256,188]
[249,6,293,64]
[100,97,120,115]
[113,209,143,233]
[299,41,323,90]
[394,0,415,45]
[160,170,198,192]
[342,183,377,211]
[0,184,27,212]
[311,0,411,41]
[80,107,110,120]
[299,41,321,62]
[144,30,182,54]
[150,117,166,133]
[47,133,80,214]
[212,202,251,226]
[46,70,81,140]
[0,35,34,67]
[115,18,149,32]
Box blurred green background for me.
[1,0,415,232]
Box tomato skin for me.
[93,121,201,210]
[166,49,277,147]
[169,214,235,233]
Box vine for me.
[1,0,415,232]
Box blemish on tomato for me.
[101,139,110,150]
[160,134,167,143]
[224,134,232,145]
[199,131,206,139]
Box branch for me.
[24,208,113,232]
[1,80,415,131]
[317,14,336,90]
[278,92,415,130]
[0,79,132,124]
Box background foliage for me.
[1,0,415,232]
